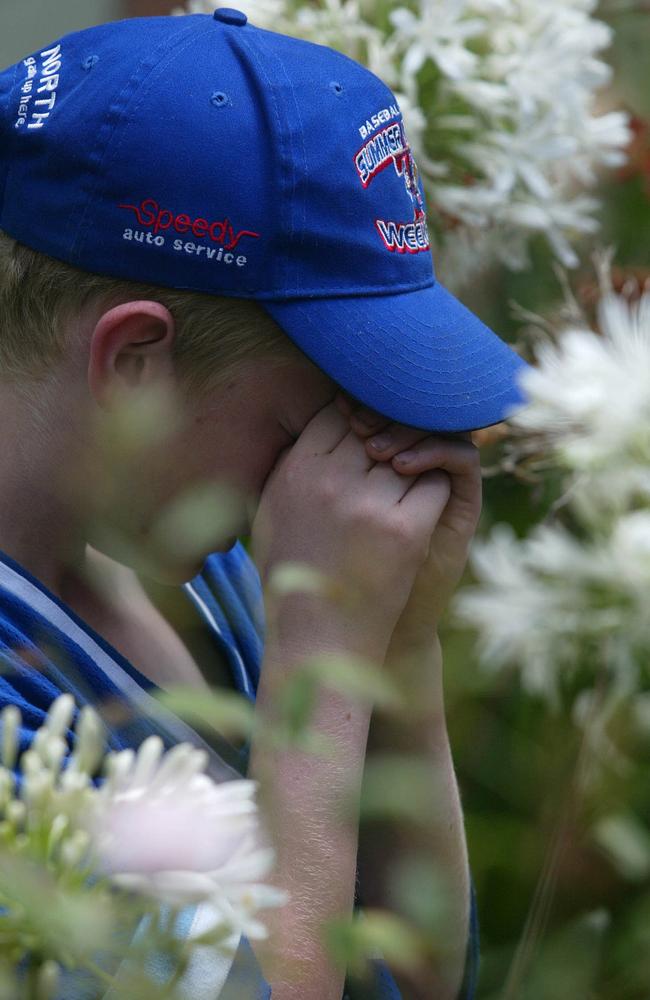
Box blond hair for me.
[0,229,303,394]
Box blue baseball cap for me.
[0,8,530,432]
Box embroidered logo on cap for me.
[15,44,63,131]
[119,198,260,250]
[117,198,261,269]
[354,115,430,255]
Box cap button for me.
[213,7,248,25]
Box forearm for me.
[357,634,470,1000]
[247,598,375,1000]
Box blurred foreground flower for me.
[91,736,288,947]
[177,0,631,277]
[0,695,287,995]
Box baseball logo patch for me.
[354,110,430,255]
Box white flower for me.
[0,696,291,988]
[390,0,485,80]
[454,512,650,700]
[480,6,612,118]
[295,0,383,61]
[0,697,287,953]
[511,287,650,510]
[451,267,650,712]
[453,523,589,699]
[89,736,288,941]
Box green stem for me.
[25,961,40,1000]
[164,949,191,994]
[79,957,120,990]
[500,668,609,1000]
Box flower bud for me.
[46,813,69,860]
[70,705,105,777]
[6,799,26,830]
[43,694,75,740]
[61,828,91,869]
[1,704,20,771]
[0,766,15,813]
[36,959,60,1000]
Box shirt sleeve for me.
[216,936,272,1000]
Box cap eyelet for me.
[210,91,230,108]
[330,80,344,97]
[82,54,100,71]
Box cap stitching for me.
[257,274,435,300]
[330,334,521,407]
[322,338,522,410]
[299,304,489,389]
[234,29,288,295]
[259,39,299,292]
[282,298,524,405]
[259,35,309,296]
[71,18,207,261]
[300,294,501,361]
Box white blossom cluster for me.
[510,282,650,519]
[454,514,650,700]
[453,280,650,702]
[177,0,630,278]
[0,695,286,988]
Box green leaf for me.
[267,562,331,598]
[304,654,403,710]
[592,812,650,881]
[275,671,319,741]
[360,754,440,825]
[387,855,451,934]
[156,687,254,741]
[149,483,243,562]
[325,909,424,978]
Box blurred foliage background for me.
[1,1,649,997]
[443,7,650,997]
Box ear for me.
[88,301,176,409]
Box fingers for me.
[342,395,474,456]
[336,393,390,438]
[365,460,418,504]
[365,423,430,458]
[364,424,472,460]
[293,399,379,472]
[398,468,452,532]
[335,393,480,511]
[329,428,377,471]
[293,400,352,455]
[393,436,481,512]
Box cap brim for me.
[262,280,531,433]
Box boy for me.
[0,9,529,999]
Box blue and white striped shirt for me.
[0,541,478,998]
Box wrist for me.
[382,632,447,739]
[388,608,442,653]
[266,591,394,667]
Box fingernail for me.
[394,450,416,465]
[368,433,391,451]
